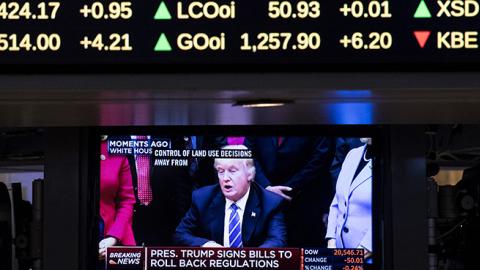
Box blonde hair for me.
[214,145,256,181]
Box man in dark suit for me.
[245,136,335,247]
[128,136,193,246]
[174,145,287,247]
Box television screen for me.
[96,133,374,270]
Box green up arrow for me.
[154,2,172,20]
[154,33,172,51]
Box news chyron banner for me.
[106,247,364,270]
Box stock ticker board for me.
[1,0,480,71]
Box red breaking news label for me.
[106,247,144,270]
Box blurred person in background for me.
[326,138,373,261]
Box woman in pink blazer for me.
[99,138,136,258]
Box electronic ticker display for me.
[1,0,480,69]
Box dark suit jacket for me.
[245,136,335,246]
[190,136,227,188]
[174,182,287,247]
[245,136,334,195]
[119,135,192,246]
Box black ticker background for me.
[1,0,480,72]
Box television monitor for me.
[92,128,379,270]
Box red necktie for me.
[227,136,245,145]
[278,137,284,147]
[136,136,152,205]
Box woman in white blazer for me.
[326,141,372,257]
